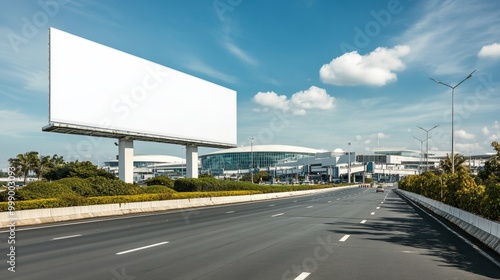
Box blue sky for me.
[1,0,499,169]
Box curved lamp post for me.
[412,135,426,174]
[430,70,475,173]
[418,125,439,172]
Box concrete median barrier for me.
[0,186,355,228]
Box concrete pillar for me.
[186,145,198,178]
[118,139,134,183]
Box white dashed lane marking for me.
[116,241,169,255]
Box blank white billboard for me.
[48,28,237,147]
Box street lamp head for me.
[466,69,476,79]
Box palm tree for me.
[50,154,65,167]
[440,153,468,173]
[8,151,39,185]
[33,155,52,180]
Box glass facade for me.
[104,161,166,168]
[201,151,315,172]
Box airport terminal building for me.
[199,145,322,176]
[102,145,489,183]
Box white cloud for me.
[224,41,258,66]
[252,86,335,116]
[185,58,238,84]
[399,1,500,75]
[376,132,389,139]
[252,91,289,112]
[493,121,500,130]
[478,43,500,59]
[487,134,499,141]
[455,129,475,140]
[319,45,410,86]
[456,143,481,153]
[482,126,490,135]
[290,86,335,111]
[0,109,45,137]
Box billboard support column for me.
[186,145,198,178]
[119,139,134,183]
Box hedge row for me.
[399,171,499,222]
[0,190,263,211]
[173,177,335,193]
[0,178,173,201]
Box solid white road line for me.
[360,220,367,224]
[116,241,169,255]
[225,211,235,214]
[294,272,311,280]
[271,213,284,217]
[339,235,350,242]
[51,234,82,241]
[269,204,276,207]
[306,206,314,208]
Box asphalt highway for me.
[1,185,499,280]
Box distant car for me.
[376,185,384,193]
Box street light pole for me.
[430,70,476,174]
[418,125,439,172]
[348,142,351,184]
[412,135,425,175]
[249,137,254,184]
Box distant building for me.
[103,155,185,182]
[101,147,492,183]
[199,144,322,176]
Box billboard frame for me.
[44,28,237,182]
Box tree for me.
[478,141,500,182]
[440,153,468,173]
[8,151,38,185]
[43,160,116,181]
[33,155,52,180]
[50,154,66,167]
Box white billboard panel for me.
[47,28,237,147]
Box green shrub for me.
[145,176,174,188]
[143,185,176,194]
[174,178,203,192]
[56,177,96,197]
[85,177,143,196]
[0,198,60,211]
[173,177,332,193]
[16,181,77,200]
[57,193,88,207]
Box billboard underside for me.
[42,122,233,148]
[47,28,237,148]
